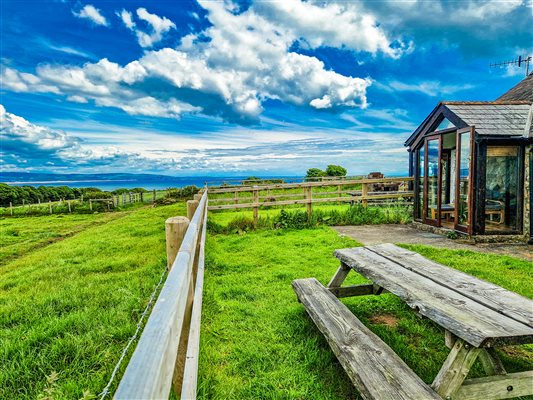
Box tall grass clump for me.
[209,204,412,233]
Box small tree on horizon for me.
[305,168,326,178]
[325,164,347,177]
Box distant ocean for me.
[0,173,297,191]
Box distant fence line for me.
[208,176,415,226]
[1,189,161,216]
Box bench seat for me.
[293,278,441,400]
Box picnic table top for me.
[334,243,533,348]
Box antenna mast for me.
[490,55,532,76]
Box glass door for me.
[424,136,440,225]
[454,127,474,233]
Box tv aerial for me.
[490,55,532,76]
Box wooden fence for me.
[114,189,208,399]
[2,190,161,216]
[208,177,414,226]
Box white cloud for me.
[385,80,475,97]
[1,104,79,151]
[2,0,411,123]
[456,0,523,20]
[73,4,109,27]
[253,1,410,58]
[1,106,409,175]
[117,9,135,30]
[119,7,176,48]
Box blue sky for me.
[1,0,532,177]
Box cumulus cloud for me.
[356,0,529,57]
[1,104,79,151]
[118,7,176,48]
[2,0,411,124]
[0,105,156,170]
[252,1,410,58]
[73,4,109,27]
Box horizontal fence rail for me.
[114,189,208,399]
[207,177,414,226]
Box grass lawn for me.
[199,227,533,399]
[0,202,186,399]
[0,212,129,266]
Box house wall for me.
[524,145,531,240]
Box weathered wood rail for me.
[114,189,208,399]
[208,177,414,225]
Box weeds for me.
[208,204,412,233]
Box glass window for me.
[435,118,455,131]
[426,139,439,220]
[485,146,520,231]
[457,131,471,226]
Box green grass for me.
[0,202,187,399]
[0,213,129,266]
[400,244,533,297]
[199,227,533,399]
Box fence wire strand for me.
[99,266,168,399]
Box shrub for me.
[210,204,412,234]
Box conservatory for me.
[404,75,532,240]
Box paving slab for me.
[333,224,533,262]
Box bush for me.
[155,186,200,205]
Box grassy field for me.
[0,202,186,399]
[199,227,533,399]
[2,202,531,399]
[0,213,128,266]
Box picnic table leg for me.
[432,338,481,399]
[327,263,350,288]
[444,330,506,376]
[478,348,506,376]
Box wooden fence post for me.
[89,199,93,211]
[9,202,13,216]
[362,183,368,207]
[165,216,190,270]
[253,186,259,228]
[68,201,72,213]
[306,186,313,216]
[153,189,156,204]
[140,192,144,202]
[187,200,199,220]
[234,191,238,204]
[22,199,25,206]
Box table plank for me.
[335,247,533,347]
[366,243,533,328]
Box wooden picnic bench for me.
[293,243,533,400]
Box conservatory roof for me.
[404,101,533,148]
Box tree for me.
[325,164,347,177]
[306,168,326,178]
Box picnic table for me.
[293,243,533,400]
